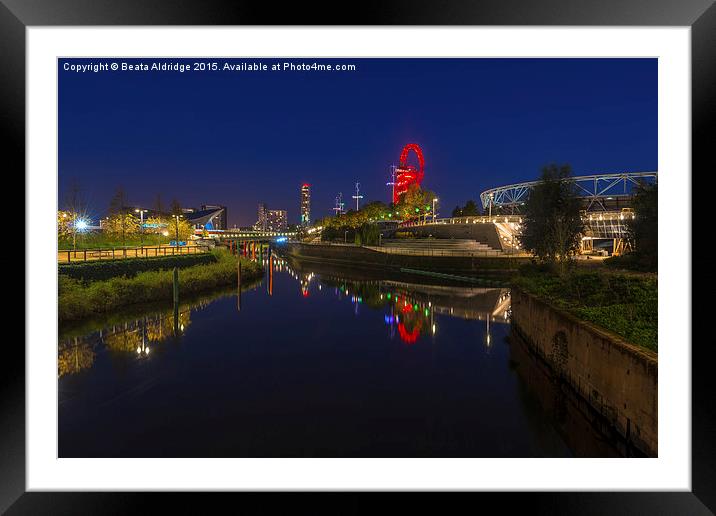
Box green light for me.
[413,304,418,311]
[388,214,392,218]
[386,293,391,299]
[415,208,419,212]
[424,309,429,316]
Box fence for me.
[57,244,211,263]
[364,245,529,258]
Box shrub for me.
[58,253,217,281]
[58,250,263,323]
[513,266,657,351]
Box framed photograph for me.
[7,0,713,512]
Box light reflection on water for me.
[58,250,621,458]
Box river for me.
[58,252,624,457]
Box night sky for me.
[59,58,657,227]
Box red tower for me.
[393,143,425,204]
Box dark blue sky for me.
[59,58,657,227]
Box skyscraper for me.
[300,184,311,226]
[255,203,268,231]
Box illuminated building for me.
[266,209,288,231]
[200,204,227,229]
[255,203,287,231]
[185,207,225,231]
[256,203,268,231]
[300,183,311,226]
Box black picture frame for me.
[5,1,713,513]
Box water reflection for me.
[58,303,193,377]
[59,252,509,375]
[58,248,622,458]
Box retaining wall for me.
[510,287,658,457]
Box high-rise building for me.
[266,210,288,231]
[255,203,268,231]
[300,184,311,226]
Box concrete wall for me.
[510,288,658,457]
[284,243,528,275]
[394,223,504,250]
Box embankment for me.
[58,251,263,324]
[510,287,658,457]
[282,243,529,275]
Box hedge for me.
[58,253,218,282]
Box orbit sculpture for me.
[393,143,425,204]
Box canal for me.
[58,252,624,458]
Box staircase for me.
[372,238,507,256]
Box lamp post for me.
[488,193,494,219]
[71,213,78,251]
[172,214,181,247]
[135,209,147,247]
[432,197,438,223]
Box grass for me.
[58,253,218,281]
[58,249,263,323]
[513,264,657,352]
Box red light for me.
[397,322,421,344]
[393,143,425,204]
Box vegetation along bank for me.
[58,249,262,323]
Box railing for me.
[398,215,522,228]
[364,245,529,258]
[57,244,211,263]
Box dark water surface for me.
[58,254,621,457]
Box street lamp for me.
[172,214,181,246]
[135,209,147,246]
[432,197,438,222]
[488,193,494,219]
[72,217,88,251]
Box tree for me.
[170,216,194,242]
[57,211,73,240]
[396,184,436,222]
[108,187,133,246]
[153,193,165,215]
[104,212,140,240]
[452,200,480,217]
[62,179,88,249]
[144,215,168,234]
[521,164,583,272]
[462,200,480,216]
[170,199,183,216]
[625,183,657,270]
[109,187,129,215]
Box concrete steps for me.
[381,238,497,252]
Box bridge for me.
[479,171,657,213]
[202,228,297,242]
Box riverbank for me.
[283,242,530,275]
[512,265,657,352]
[58,250,262,324]
[510,287,658,456]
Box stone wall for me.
[510,287,658,457]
